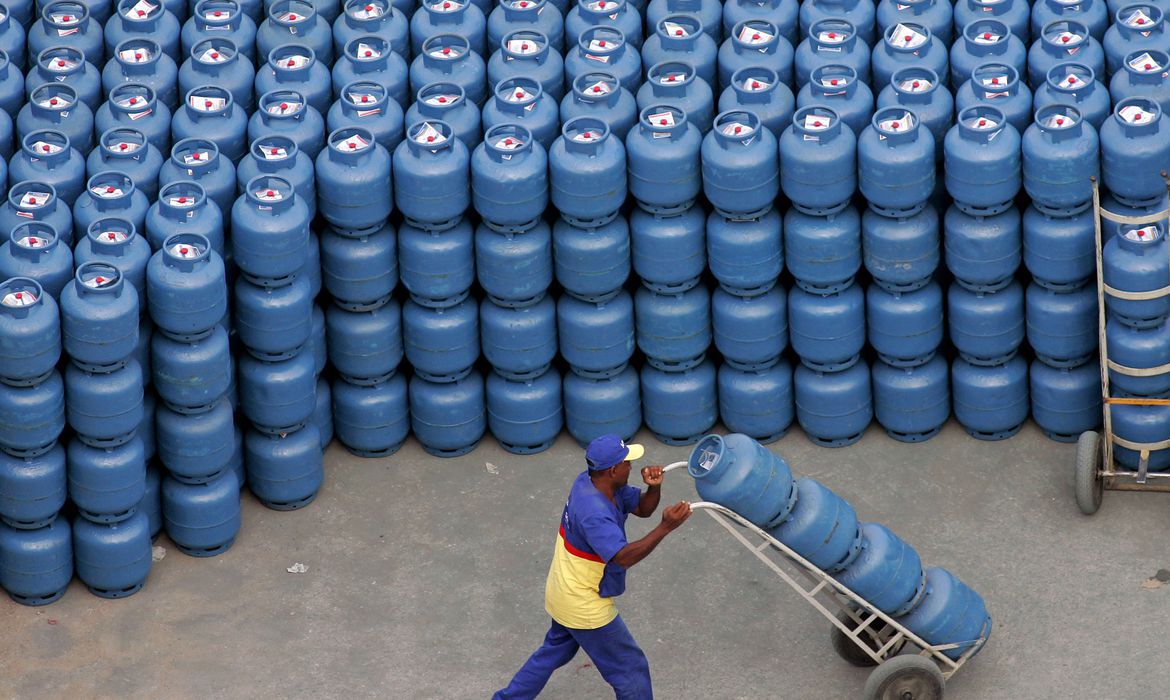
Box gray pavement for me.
[3,419,1170,699]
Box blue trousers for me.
[494,615,653,700]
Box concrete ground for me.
[3,418,1170,699]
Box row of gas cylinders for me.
[688,432,991,659]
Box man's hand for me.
[661,501,691,531]
[641,466,664,487]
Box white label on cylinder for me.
[1042,112,1077,128]
[182,151,212,165]
[92,185,126,198]
[1052,30,1083,46]
[507,38,540,54]
[738,24,773,44]
[1125,225,1160,241]
[817,29,847,43]
[898,77,932,92]
[277,11,303,21]
[17,236,48,248]
[266,100,302,115]
[966,114,1000,129]
[352,3,382,18]
[1061,72,1084,86]
[720,121,752,137]
[890,23,927,48]
[81,273,116,289]
[571,128,600,142]
[205,8,231,19]
[199,47,230,62]
[429,0,463,11]
[100,229,130,242]
[46,57,77,71]
[169,242,202,257]
[191,95,227,111]
[742,76,770,91]
[110,139,142,153]
[658,71,687,85]
[259,144,289,159]
[663,21,689,37]
[648,110,676,128]
[972,30,1001,44]
[413,122,447,144]
[348,91,379,109]
[167,194,197,207]
[423,92,460,106]
[279,54,311,68]
[586,0,616,10]
[336,133,371,151]
[30,141,63,154]
[356,42,382,59]
[586,80,612,94]
[495,135,524,150]
[255,187,284,201]
[125,0,157,18]
[50,13,79,24]
[979,74,1009,88]
[20,192,51,207]
[504,86,534,102]
[1,290,36,306]
[1119,104,1156,123]
[587,38,617,52]
[1130,52,1163,72]
[878,113,914,131]
[819,76,848,88]
[429,45,460,58]
[38,93,71,109]
[803,113,832,130]
[1126,8,1154,27]
[119,47,153,63]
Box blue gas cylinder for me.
[718,66,795,138]
[794,19,871,87]
[1110,50,1170,117]
[101,39,179,112]
[158,139,236,223]
[145,182,224,256]
[702,110,778,219]
[641,358,717,444]
[72,176,149,244]
[257,0,334,63]
[184,0,258,61]
[309,301,325,374]
[564,27,642,95]
[565,0,642,52]
[944,204,1021,291]
[636,62,715,134]
[392,120,470,230]
[489,0,564,53]
[179,40,256,114]
[59,263,139,371]
[954,63,1032,136]
[630,207,705,293]
[66,435,144,523]
[237,137,316,220]
[2,0,31,31]
[717,359,794,442]
[1105,317,1170,397]
[1029,21,1104,88]
[140,464,162,536]
[332,373,410,456]
[86,128,163,201]
[688,432,793,524]
[0,6,24,70]
[405,82,482,148]
[944,105,1021,215]
[562,364,641,443]
[64,360,143,446]
[0,181,72,247]
[858,108,935,217]
[724,0,799,45]
[549,215,631,299]
[17,83,93,155]
[480,79,558,150]
[835,522,926,615]
[410,0,488,56]
[73,510,151,598]
[333,36,410,107]
[9,130,85,208]
[155,394,233,481]
[779,105,857,215]
[784,206,861,293]
[1022,105,1099,216]
[471,124,547,232]
[1030,359,1101,442]
[0,223,74,299]
[162,469,239,556]
[876,67,953,160]
[255,44,332,116]
[172,85,248,162]
[321,224,398,308]
[0,517,72,605]
[106,0,182,61]
[718,20,795,90]
[1027,282,1097,369]
[1023,205,1095,291]
[788,283,866,371]
[1112,401,1170,469]
[560,70,638,141]
[146,234,226,340]
[316,127,392,233]
[488,30,564,102]
[0,278,59,386]
[334,0,409,57]
[409,34,487,107]
[398,218,474,306]
[948,281,1025,365]
[1103,222,1170,327]
[0,52,19,124]
[480,295,557,380]
[486,368,562,454]
[801,0,877,45]
[244,424,323,509]
[1036,0,1109,40]
[402,295,480,382]
[328,82,405,153]
[872,353,950,442]
[867,281,944,367]
[29,3,105,65]
[1104,4,1170,77]
[706,209,782,296]
[1100,189,1170,242]
[795,359,873,447]
[231,176,310,285]
[626,106,701,215]
[1101,98,1170,207]
[863,206,939,292]
[0,369,63,455]
[878,0,953,44]
[712,286,787,369]
[648,0,722,40]
[549,118,626,226]
[871,23,947,93]
[410,371,486,457]
[766,476,862,570]
[95,84,172,155]
[247,89,326,159]
[950,20,1027,87]
[151,326,231,412]
[795,64,875,139]
[233,275,313,360]
[0,443,65,529]
[325,298,403,383]
[557,291,634,377]
[237,350,316,433]
[476,223,552,305]
[1032,65,1109,134]
[634,284,711,370]
[897,566,992,660]
[951,354,1029,440]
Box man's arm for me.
[611,501,691,569]
[632,466,664,518]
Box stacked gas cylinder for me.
[690,433,992,659]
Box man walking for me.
[494,434,692,700]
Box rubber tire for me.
[863,654,945,700]
[830,609,902,667]
[1075,430,1103,515]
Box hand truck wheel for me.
[1074,430,1103,515]
[863,653,945,700]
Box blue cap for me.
[586,434,645,471]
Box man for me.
[494,434,692,700]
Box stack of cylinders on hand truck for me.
[473,122,563,455]
[782,105,873,448]
[0,277,72,606]
[551,116,641,446]
[1099,95,1170,470]
[60,261,152,596]
[147,233,242,557]
[689,433,992,659]
[395,119,486,457]
[231,172,323,510]
[943,104,1030,440]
